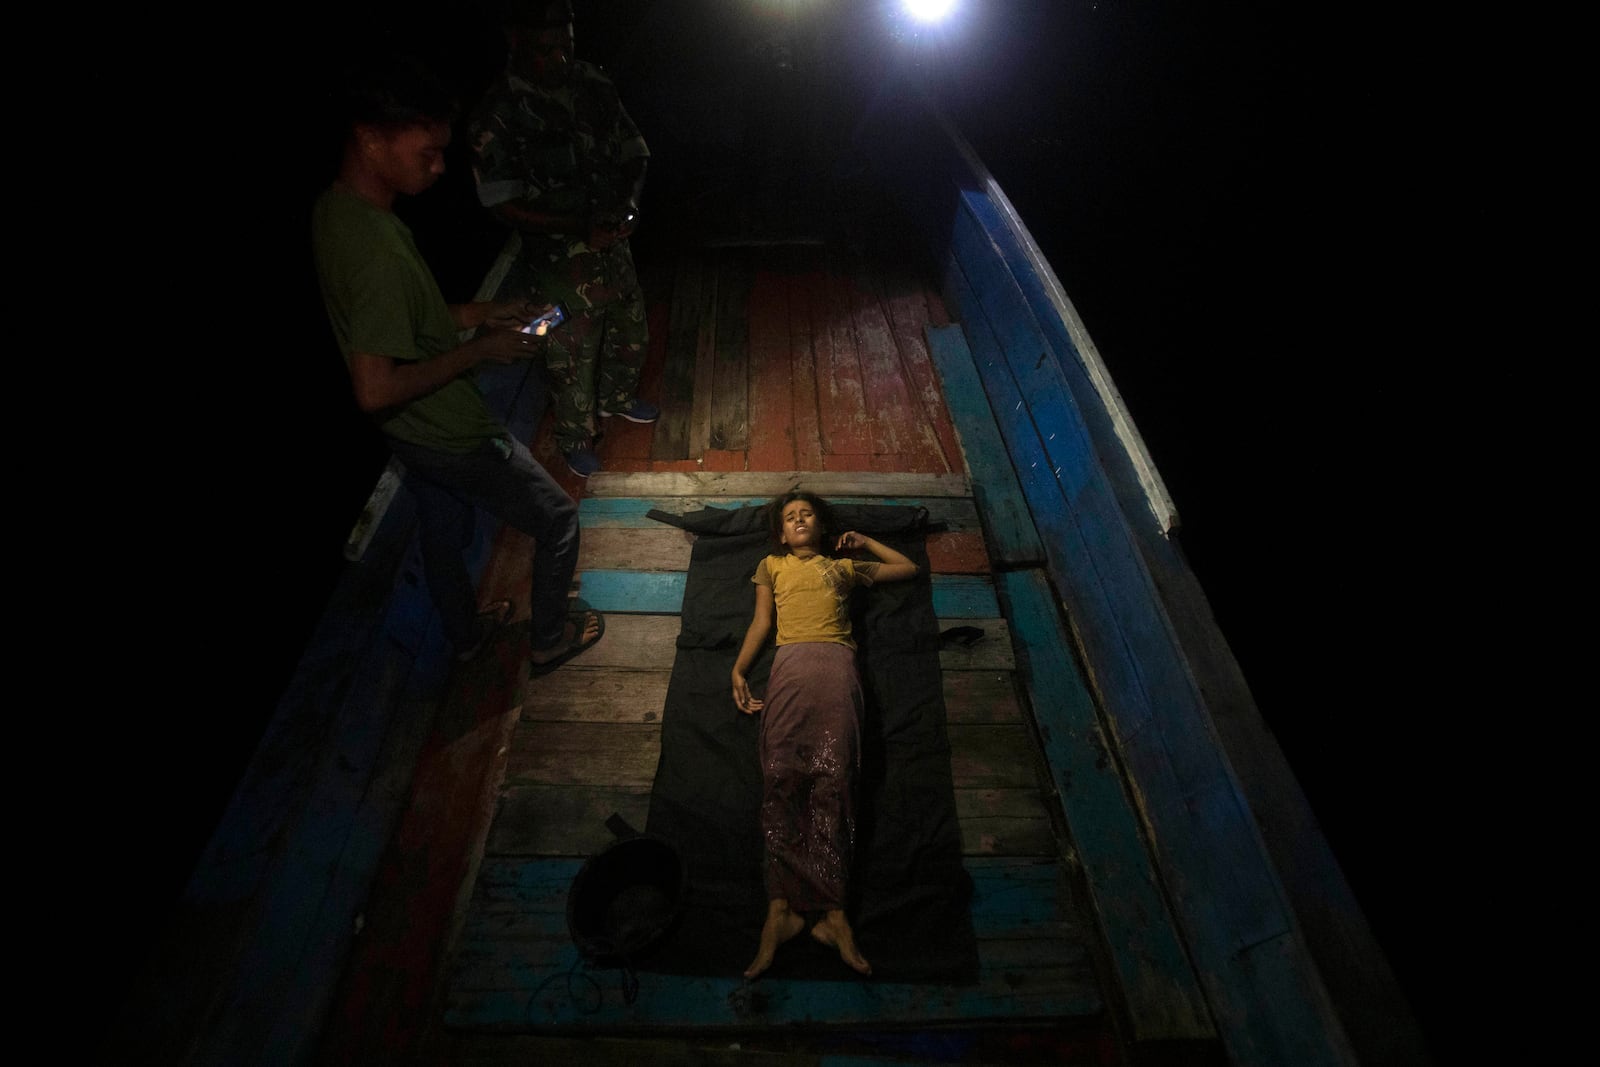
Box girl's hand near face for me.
[835,531,865,552]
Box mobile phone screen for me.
[521,304,568,335]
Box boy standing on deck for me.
[312,53,603,672]
[468,0,656,479]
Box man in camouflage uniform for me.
[469,0,655,478]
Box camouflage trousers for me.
[520,240,648,454]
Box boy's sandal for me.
[530,609,606,676]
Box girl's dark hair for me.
[767,490,835,550]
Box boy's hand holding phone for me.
[519,303,568,336]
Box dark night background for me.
[106,0,1461,1058]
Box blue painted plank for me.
[923,324,1043,566]
[1001,569,1211,1040]
[577,571,999,619]
[930,576,999,618]
[447,857,1100,1030]
[152,352,550,1063]
[575,570,687,613]
[447,969,1100,1031]
[947,198,1351,1063]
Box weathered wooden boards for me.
[642,246,962,474]
[447,857,1099,1031]
[450,471,1100,1032]
[103,253,550,1065]
[940,193,1349,1060]
[864,105,1397,1060]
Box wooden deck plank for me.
[579,527,987,576]
[449,962,1099,1029]
[576,571,687,612]
[316,685,522,1066]
[577,527,696,572]
[937,619,1015,671]
[710,248,751,451]
[746,259,798,470]
[521,669,671,723]
[529,614,681,670]
[941,670,1023,724]
[701,447,746,472]
[487,784,653,856]
[809,251,872,456]
[924,324,1044,566]
[948,194,1337,1058]
[882,263,967,476]
[689,251,720,457]
[1001,568,1212,1041]
[843,252,909,459]
[847,249,948,473]
[585,471,970,498]
[446,857,1101,1029]
[652,254,701,461]
[504,721,661,787]
[788,253,826,470]
[948,724,1042,789]
[483,785,1050,862]
[462,857,1079,942]
[578,495,982,531]
[956,788,1057,857]
[926,530,990,574]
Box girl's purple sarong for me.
[759,641,862,913]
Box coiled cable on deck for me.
[526,957,604,1019]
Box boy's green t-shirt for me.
[312,185,505,454]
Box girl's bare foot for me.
[744,900,805,979]
[811,909,871,976]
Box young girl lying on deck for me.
[730,491,920,979]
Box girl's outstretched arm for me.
[732,583,775,714]
[836,532,920,583]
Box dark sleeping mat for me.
[638,502,979,984]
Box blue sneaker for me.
[600,399,660,424]
[565,447,602,478]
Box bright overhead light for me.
[902,0,956,23]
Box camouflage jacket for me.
[469,61,648,264]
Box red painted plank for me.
[650,459,702,473]
[709,249,751,451]
[789,256,825,470]
[927,530,992,574]
[805,250,871,457]
[701,448,746,472]
[652,255,701,461]
[746,263,797,471]
[821,452,895,472]
[883,269,965,475]
[317,625,526,1062]
[689,252,720,457]
[844,253,939,470]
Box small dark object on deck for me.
[939,625,986,649]
[567,813,688,999]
